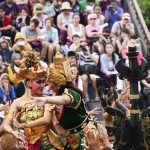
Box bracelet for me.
[8,130,12,135]
[46,96,49,103]
[22,123,27,128]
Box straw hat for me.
[60,2,72,11]
[34,3,44,13]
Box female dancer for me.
[27,52,100,150]
[3,51,63,150]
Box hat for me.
[14,32,26,43]
[34,3,44,13]
[49,52,76,85]
[122,13,130,20]
[16,51,48,80]
[0,36,9,44]
[60,2,72,11]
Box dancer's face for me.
[31,78,46,95]
[49,82,60,94]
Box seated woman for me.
[3,51,63,150]
[69,0,80,14]
[100,42,119,88]
[26,52,101,150]
[86,13,103,45]
[68,13,86,43]
[6,53,22,85]
[16,7,31,31]
[57,2,74,45]
[12,32,32,56]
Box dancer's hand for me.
[25,96,47,110]
[88,107,101,115]
[11,131,26,144]
[81,129,100,150]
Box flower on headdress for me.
[33,65,38,71]
[30,67,34,71]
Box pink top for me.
[85,24,103,38]
[14,0,28,5]
[122,48,143,66]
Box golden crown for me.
[16,51,48,80]
[49,52,76,85]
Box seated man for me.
[110,13,135,40]
[0,6,17,44]
[104,0,123,28]
[21,18,47,62]
[77,41,99,102]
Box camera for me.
[80,46,87,52]
[18,41,25,46]
[109,5,113,10]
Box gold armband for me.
[46,96,49,103]
[45,105,56,112]
[7,130,12,135]
[22,123,27,128]
[4,113,13,119]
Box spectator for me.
[32,3,48,29]
[69,34,81,52]
[93,27,111,54]
[86,13,103,45]
[57,2,74,45]
[12,32,32,56]
[0,6,17,45]
[94,5,105,25]
[69,0,80,13]
[71,64,83,91]
[44,0,56,17]
[67,51,77,65]
[68,13,86,43]
[40,17,60,64]
[78,41,99,102]
[0,0,19,17]
[111,13,135,40]
[80,0,99,25]
[21,18,47,62]
[105,0,123,28]
[0,73,16,102]
[6,53,21,85]
[16,7,31,31]
[0,55,5,75]
[0,36,13,66]
[99,0,109,14]
[100,42,119,88]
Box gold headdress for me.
[49,52,76,85]
[16,51,48,80]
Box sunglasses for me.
[35,79,46,84]
[90,18,96,20]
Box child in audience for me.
[71,64,83,91]
[69,34,81,52]
[45,0,56,17]
[67,51,78,65]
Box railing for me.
[123,0,150,55]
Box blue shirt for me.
[0,48,13,63]
[44,5,54,15]
[105,7,123,28]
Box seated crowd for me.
[0,0,149,149]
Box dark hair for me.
[110,0,117,3]
[121,28,129,35]
[58,82,83,99]
[129,35,138,40]
[30,18,39,27]
[46,0,53,3]
[94,5,101,10]
[88,0,95,3]
[68,51,76,57]
[0,6,5,11]
[72,34,80,39]
[45,17,53,24]
[103,27,111,34]
[105,42,115,64]
[73,13,80,18]
[69,0,79,7]
[20,6,28,13]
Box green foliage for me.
[137,0,150,30]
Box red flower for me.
[33,64,38,71]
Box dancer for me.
[3,51,63,150]
[27,52,100,150]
